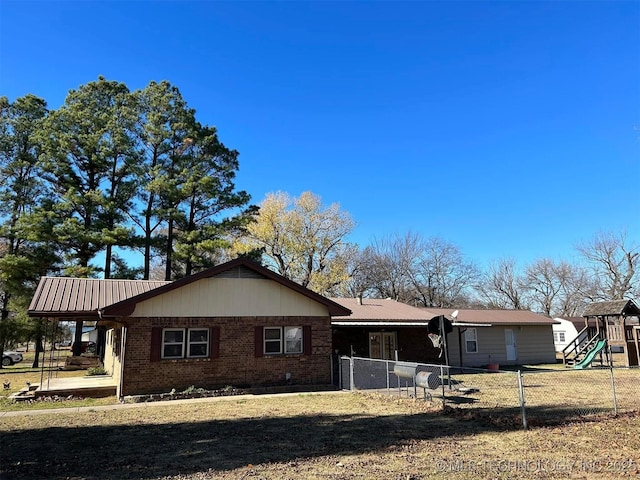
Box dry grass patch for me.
[2,391,639,480]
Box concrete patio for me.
[34,375,117,398]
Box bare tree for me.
[523,259,593,317]
[357,233,418,302]
[524,259,562,316]
[476,258,529,309]
[577,230,639,300]
[353,232,478,307]
[410,237,479,308]
[554,262,594,317]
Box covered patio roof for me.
[28,277,170,318]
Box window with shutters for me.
[161,328,209,359]
[263,326,304,355]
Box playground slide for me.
[573,340,607,369]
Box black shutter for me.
[209,327,220,359]
[303,325,312,355]
[150,327,162,362]
[254,326,264,357]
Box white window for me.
[162,329,185,359]
[284,327,303,354]
[554,331,565,343]
[162,328,209,359]
[465,328,478,353]
[264,327,303,355]
[264,327,283,354]
[188,329,209,358]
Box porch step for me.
[8,383,39,401]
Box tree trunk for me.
[165,217,174,281]
[144,232,151,280]
[0,295,9,370]
[104,244,113,279]
[32,336,44,368]
[72,320,83,356]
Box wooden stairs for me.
[562,326,606,367]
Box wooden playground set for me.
[562,299,640,369]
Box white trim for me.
[186,328,209,358]
[161,328,210,359]
[263,326,304,355]
[452,322,493,327]
[161,328,185,359]
[332,321,431,326]
[331,321,493,327]
[465,328,478,354]
[264,327,283,355]
[284,326,303,354]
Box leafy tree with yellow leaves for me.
[235,191,356,295]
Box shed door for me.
[505,329,517,361]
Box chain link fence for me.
[338,356,640,429]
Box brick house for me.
[28,258,351,398]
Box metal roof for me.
[28,277,170,318]
[28,258,352,319]
[426,307,558,325]
[329,298,557,326]
[330,298,437,322]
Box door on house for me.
[369,332,397,360]
[505,329,517,361]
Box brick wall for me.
[121,316,332,396]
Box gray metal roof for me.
[582,299,640,317]
[28,277,170,318]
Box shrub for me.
[86,366,108,376]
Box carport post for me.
[440,365,446,410]
[386,359,390,393]
[517,370,528,430]
[349,356,355,391]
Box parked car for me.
[54,340,72,349]
[2,351,23,366]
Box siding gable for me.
[130,277,329,317]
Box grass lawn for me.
[2,391,639,480]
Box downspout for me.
[458,327,466,368]
[119,325,126,400]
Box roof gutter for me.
[331,321,494,327]
[452,322,493,327]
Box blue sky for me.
[1,1,638,269]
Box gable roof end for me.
[100,257,352,317]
